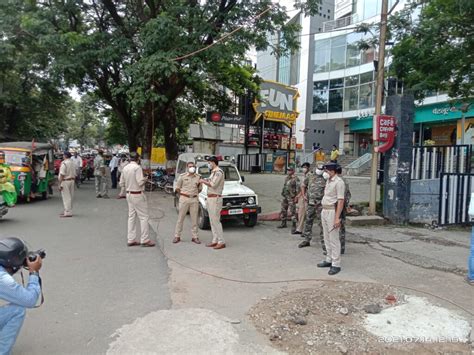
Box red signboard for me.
[373,115,396,153]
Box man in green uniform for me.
[278,167,300,231]
[298,163,326,249]
[0,152,17,207]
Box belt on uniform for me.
[207,194,222,198]
[180,192,197,198]
[127,191,142,194]
[322,204,336,210]
[63,178,75,181]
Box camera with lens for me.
[24,249,46,265]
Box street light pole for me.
[368,0,389,215]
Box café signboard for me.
[373,115,396,153]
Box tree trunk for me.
[161,105,179,161]
[127,129,139,153]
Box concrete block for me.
[347,215,386,226]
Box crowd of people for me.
[278,161,351,276]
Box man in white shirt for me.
[109,154,120,189]
[119,152,155,247]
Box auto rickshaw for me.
[0,142,55,202]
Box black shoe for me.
[298,241,310,248]
[96,195,102,198]
[328,266,341,275]
[277,223,287,229]
[317,261,332,268]
[292,231,302,235]
[323,251,327,256]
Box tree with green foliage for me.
[7,0,319,159]
[0,2,71,142]
[389,0,473,100]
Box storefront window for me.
[346,32,362,68]
[344,86,359,111]
[329,78,344,89]
[312,71,376,114]
[313,81,329,113]
[328,89,343,112]
[360,33,376,65]
[360,71,374,84]
[314,39,330,73]
[359,82,374,109]
[345,75,359,86]
[330,36,346,70]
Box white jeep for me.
[173,153,261,229]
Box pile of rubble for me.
[249,282,470,354]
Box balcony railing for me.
[322,14,358,32]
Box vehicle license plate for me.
[228,208,243,215]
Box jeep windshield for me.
[198,165,240,181]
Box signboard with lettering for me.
[253,81,300,128]
[206,112,246,125]
[373,115,396,153]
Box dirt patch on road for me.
[249,282,471,354]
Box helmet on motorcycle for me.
[0,238,28,272]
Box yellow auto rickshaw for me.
[0,142,55,202]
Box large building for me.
[256,0,474,157]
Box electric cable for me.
[172,6,273,61]
[149,206,474,317]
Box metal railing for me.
[439,172,474,226]
[412,145,472,180]
[345,153,372,175]
[322,14,358,32]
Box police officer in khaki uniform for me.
[199,156,226,250]
[58,151,76,218]
[317,163,345,275]
[173,161,202,244]
[119,152,156,247]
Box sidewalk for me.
[110,190,474,354]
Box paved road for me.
[0,182,170,355]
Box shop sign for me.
[357,110,375,120]
[373,115,396,153]
[206,111,246,125]
[253,81,299,128]
[432,107,457,115]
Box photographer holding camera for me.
[0,238,44,355]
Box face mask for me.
[322,172,330,180]
[188,167,196,174]
[315,168,323,176]
[303,168,308,173]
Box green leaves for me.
[390,0,474,100]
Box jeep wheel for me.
[198,204,211,230]
[243,213,258,227]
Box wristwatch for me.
[29,271,39,277]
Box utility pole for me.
[368,0,389,215]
